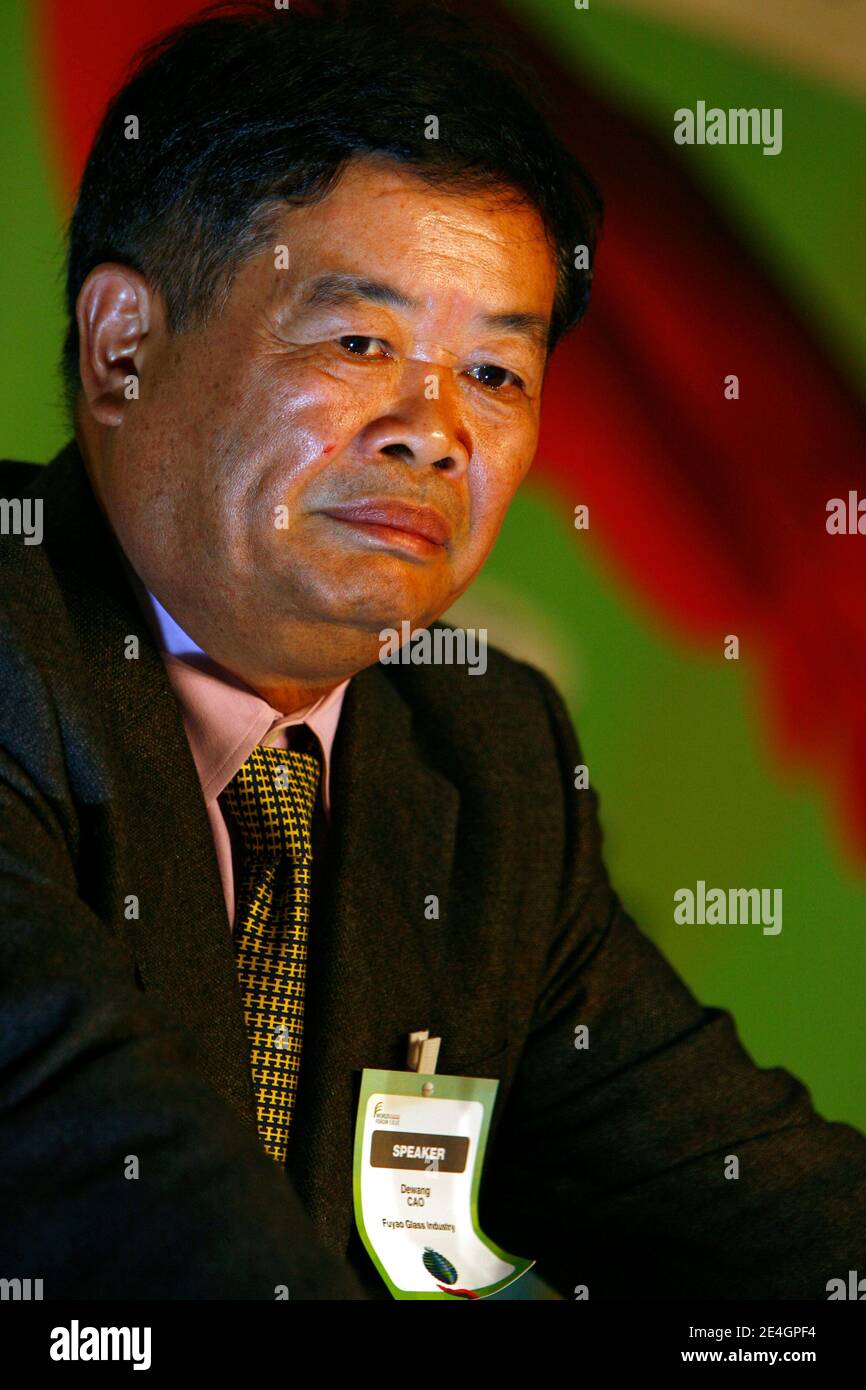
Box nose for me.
[360,359,470,478]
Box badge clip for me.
[405,1029,441,1077]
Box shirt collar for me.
[122,559,349,815]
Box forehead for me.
[250,156,557,330]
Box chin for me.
[326,604,432,638]
[313,574,447,633]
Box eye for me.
[466,363,526,393]
[336,335,392,359]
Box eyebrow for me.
[299,272,550,349]
[303,273,415,313]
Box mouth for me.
[319,499,451,557]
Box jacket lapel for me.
[286,663,460,1258]
[39,440,258,1129]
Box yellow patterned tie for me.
[219,738,322,1165]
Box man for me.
[0,0,863,1301]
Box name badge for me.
[353,1066,534,1299]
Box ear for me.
[76,264,159,426]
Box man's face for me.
[88,157,557,689]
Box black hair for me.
[61,0,602,420]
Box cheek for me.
[466,429,535,526]
[248,361,382,453]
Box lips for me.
[320,499,451,546]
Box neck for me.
[248,677,341,716]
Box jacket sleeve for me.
[0,632,366,1300]
[478,663,866,1299]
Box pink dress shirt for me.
[126,571,349,930]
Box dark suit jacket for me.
[1,438,864,1299]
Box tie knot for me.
[220,739,322,863]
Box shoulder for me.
[0,457,50,561]
[0,455,63,600]
[371,619,581,767]
[0,456,77,679]
[0,452,100,802]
